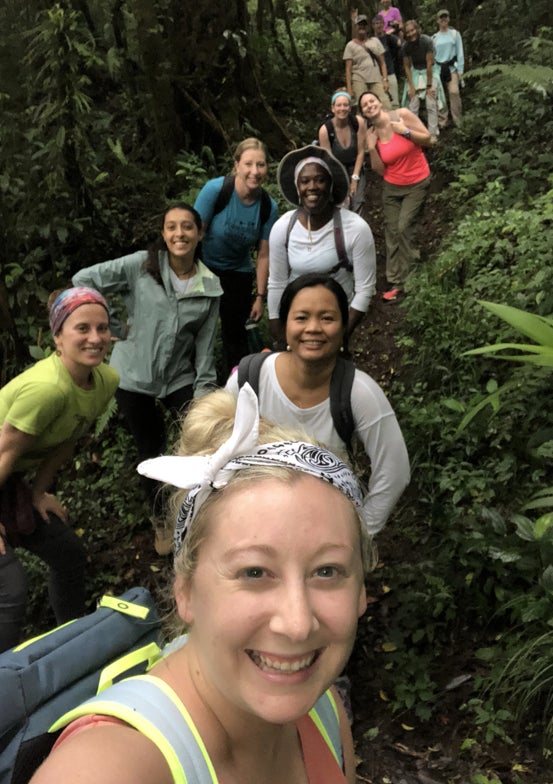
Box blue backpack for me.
[0,587,161,784]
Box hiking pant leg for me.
[407,93,420,116]
[159,385,194,444]
[425,81,439,136]
[382,182,404,287]
[396,176,431,279]
[22,512,87,626]
[351,75,367,106]
[383,177,430,288]
[438,83,449,128]
[116,388,168,511]
[448,72,462,126]
[116,388,166,462]
[217,271,253,382]
[388,74,400,108]
[0,543,27,652]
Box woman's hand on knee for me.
[32,492,68,524]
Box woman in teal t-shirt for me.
[0,288,119,652]
[194,138,279,379]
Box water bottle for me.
[245,319,264,353]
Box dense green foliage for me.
[369,24,553,755]
[1,0,553,774]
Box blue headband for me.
[331,91,352,106]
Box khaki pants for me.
[352,76,392,110]
[387,73,400,108]
[438,70,462,127]
[382,175,431,288]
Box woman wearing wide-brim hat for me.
[267,144,376,346]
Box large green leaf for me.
[477,301,553,347]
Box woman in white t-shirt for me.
[268,145,376,348]
[227,273,410,537]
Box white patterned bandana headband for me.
[137,384,363,554]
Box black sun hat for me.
[276,145,350,207]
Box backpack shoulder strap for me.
[259,189,272,228]
[237,352,272,396]
[324,118,336,146]
[212,174,235,219]
[329,357,356,452]
[50,675,218,784]
[284,209,300,273]
[329,209,353,274]
[308,689,343,769]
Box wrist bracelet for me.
[255,293,266,300]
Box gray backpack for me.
[0,587,161,784]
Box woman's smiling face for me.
[161,208,202,262]
[175,474,366,726]
[296,163,333,214]
[359,92,382,120]
[285,285,345,363]
[332,96,352,120]
[53,304,110,377]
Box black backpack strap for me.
[324,119,336,146]
[259,189,272,228]
[212,174,235,219]
[284,209,300,273]
[237,352,272,397]
[329,209,353,274]
[329,357,356,452]
[214,174,271,234]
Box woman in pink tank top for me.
[359,91,432,301]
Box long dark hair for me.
[144,202,202,284]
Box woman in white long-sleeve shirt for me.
[267,145,376,347]
[226,273,410,537]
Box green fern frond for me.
[467,63,553,96]
[94,396,117,437]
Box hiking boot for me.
[382,287,401,302]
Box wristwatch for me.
[402,128,411,139]
[351,174,361,181]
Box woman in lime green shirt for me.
[0,287,119,652]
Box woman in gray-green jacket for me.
[72,203,222,475]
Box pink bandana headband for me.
[49,287,109,335]
[138,384,364,554]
